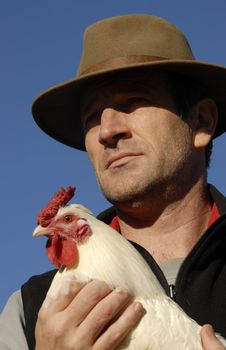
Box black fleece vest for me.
[21,270,57,350]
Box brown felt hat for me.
[32,14,226,151]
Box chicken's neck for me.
[115,180,212,265]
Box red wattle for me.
[46,235,78,268]
[46,237,61,268]
[60,239,78,266]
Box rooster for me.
[33,187,226,350]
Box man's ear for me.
[191,98,218,149]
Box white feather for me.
[44,204,226,350]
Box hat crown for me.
[77,14,195,76]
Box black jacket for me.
[21,185,226,350]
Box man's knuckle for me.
[54,317,70,337]
[110,330,122,343]
[100,302,115,318]
[85,288,101,304]
[37,307,48,322]
[87,281,111,302]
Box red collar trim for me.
[110,202,220,232]
[110,215,121,232]
[208,202,220,227]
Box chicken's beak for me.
[33,225,53,237]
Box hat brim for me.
[32,59,226,151]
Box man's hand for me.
[201,324,226,350]
[35,279,144,350]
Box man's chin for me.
[100,187,134,204]
[100,185,148,206]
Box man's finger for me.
[64,280,113,325]
[76,286,134,343]
[41,280,87,312]
[93,301,144,350]
[201,324,226,350]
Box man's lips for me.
[106,153,142,169]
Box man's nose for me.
[98,108,132,146]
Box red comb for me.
[37,186,75,227]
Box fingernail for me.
[205,324,215,338]
[115,287,131,295]
[133,302,145,314]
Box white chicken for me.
[33,187,226,350]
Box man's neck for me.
[116,179,212,264]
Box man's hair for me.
[170,73,213,168]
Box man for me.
[1,14,226,350]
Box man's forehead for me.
[80,70,172,107]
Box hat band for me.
[79,55,168,76]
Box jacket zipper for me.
[169,284,176,301]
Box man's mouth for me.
[106,153,142,169]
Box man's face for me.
[80,71,195,206]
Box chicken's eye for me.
[64,215,73,223]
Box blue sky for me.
[1,0,226,311]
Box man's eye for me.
[122,97,150,111]
[83,112,100,131]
